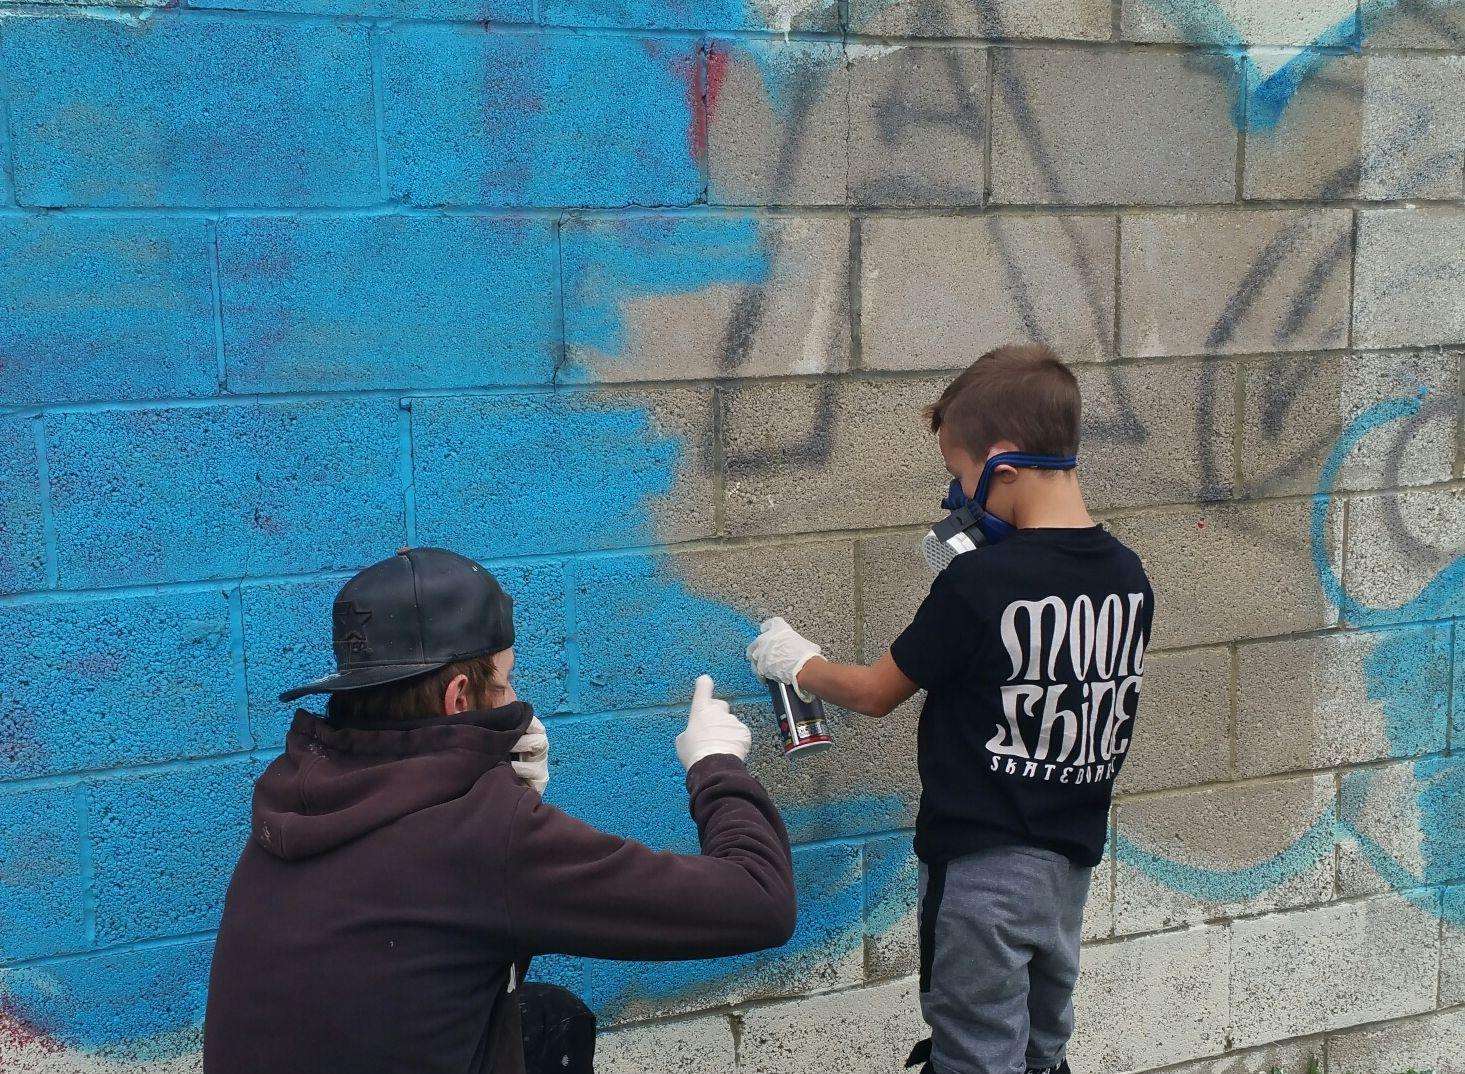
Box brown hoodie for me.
[202,703,795,1074]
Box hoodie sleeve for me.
[503,755,796,961]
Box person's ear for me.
[442,673,472,715]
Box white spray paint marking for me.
[845,42,907,61]
[759,0,833,36]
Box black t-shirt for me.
[891,525,1153,868]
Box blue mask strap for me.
[972,452,1078,507]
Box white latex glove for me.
[746,617,821,702]
[511,716,550,795]
[675,675,752,771]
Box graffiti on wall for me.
[1,0,1461,1067]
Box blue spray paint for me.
[1118,392,1464,923]
[0,20,917,1057]
[1133,0,1463,129]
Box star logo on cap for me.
[334,601,374,659]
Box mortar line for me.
[1234,63,1248,202]
[397,400,418,546]
[0,748,282,795]
[983,43,996,207]
[31,416,59,588]
[1232,353,1246,495]
[1114,748,1457,805]
[0,76,16,207]
[369,22,390,200]
[0,928,222,972]
[2,473,1462,609]
[227,586,253,750]
[710,384,728,537]
[847,214,863,370]
[1111,213,1123,357]
[1346,207,1360,352]
[1332,769,1343,900]
[560,552,581,714]
[9,192,1455,221]
[5,346,1457,418]
[78,781,95,949]
[850,537,867,664]
[551,216,569,385]
[1226,643,1240,778]
[208,219,228,391]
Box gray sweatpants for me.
[918,847,1091,1074]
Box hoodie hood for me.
[252,703,534,861]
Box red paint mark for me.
[1197,521,1206,530]
[679,44,732,162]
[0,1007,64,1060]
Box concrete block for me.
[857,530,935,662]
[991,48,1236,206]
[1142,1039,1322,1074]
[1354,208,1465,349]
[412,386,715,561]
[1343,486,1465,624]
[242,561,569,746]
[221,215,558,392]
[722,377,950,536]
[1245,55,1465,200]
[1229,892,1439,1046]
[1363,0,1465,48]
[0,937,211,1065]
[705,40,848,206]
[1113,775,1336,934]
[594,1012,736,1074]
[547,709,700,855]
[45,401,404,588]
[562,215,850,382]
[0,216,215,405]
[1078,360,1236,511]
[1444,885,1465,1005]
[1108,499,1338,649]
[1329,1008,1465,1074]
[543,0,838,30]
[736,975,925,1074]
[193,0,528,17]
[569,540,857,712]
[381,27,701,208]
[1,16,376,207]
[2,592,241,780]
[1120,209,1353,357]
[863,833,919,979]
[0,417,45,594]
[524,953,587,996]
[860,214,1116,368]
[586,841,864,1023]
[848,0,1113,40]
[1338,756,1465,896]
[87,759,256,945]
[1084,842,1114,941]
[1241,350,1460,498]
[1115,646,1232,794]
[847,45,988,207]
[1237,625,1451,777]
[0,784,85,960]
[1121,1,1362,46]
[1069,925,1230,1072]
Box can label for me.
[767,679,833,758]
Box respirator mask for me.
[920,451,1078,575]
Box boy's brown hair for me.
[325,653,502,725]
[926,344,1081,460]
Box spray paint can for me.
[766,679,834,758]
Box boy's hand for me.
[746,618,821,702]
[676,675,752,770]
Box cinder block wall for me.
[1,1,1462,1072]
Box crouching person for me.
[203,548,795,1074]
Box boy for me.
[747,345,1153,1074]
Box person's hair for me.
[325,652,502,725]
[925,344,1081,460]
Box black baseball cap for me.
[278,547,515,703]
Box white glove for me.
[675,675,752,771]
[746,617,821,702]
[511,716,550,795]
